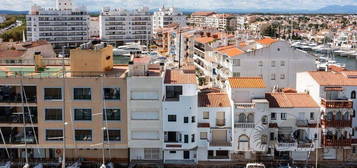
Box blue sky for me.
[1,0,356,11]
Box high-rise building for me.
[99,7,152,46]
[26,0,90,53]
[152,7,187,34]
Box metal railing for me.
[234,123,255,128]
[235,103,255,109]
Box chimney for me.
[34,52,45,72]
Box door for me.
[212,130,227,143]
[183,151,190,159]
[216,112,225,126]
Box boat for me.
[113,43,148,57]
[245,163,265,168]
[67,161,81,168]
[0,162,11,168]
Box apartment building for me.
[26,0,90,53]
[0,43,128,164]
[152,7,187,34]
[162,67,198,163]
[127,56,165,162]
[89,17,100,39]
[99,7,152,46]
[205,14,237,31]
[297,70,357,162]
[0,16,5,24]
[210,38,316,89]
[197,88,233,161]
[189,12,216,27]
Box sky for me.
[0,0,356,11]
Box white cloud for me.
[0,0,356,11]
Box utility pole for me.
[178,29,182,68]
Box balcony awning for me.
[325,87,344,91]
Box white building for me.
[212,38,316,89]
[152,7,186,34]
[26,0,89,52]
[0,16,5,24]
[89,17,100,38]
[205,14,236,31]
[297,70,357,161]
[99,7,152,46]
[197,89,233,161]
[127,56,165,161]
[162,68,198,163]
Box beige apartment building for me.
[0,43,128,165]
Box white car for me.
[246,163,266,168]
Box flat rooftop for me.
[0,65,128,78]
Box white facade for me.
[152,7,186,33]
[214,41,316,89]
[89,17,99,38]
[99,7,152,45]
[163,82,198,163]
[0,16,5,24]
[26,0,89,51]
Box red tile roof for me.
[198,91,231,107]
[133,56,151,64]
[164,69,197,84]
[308,71,357,86]
[266,92,319,108]
[256,38,278,45]
[194,37,215,44]
[215,45,245,57]
[191,11,216,16]
[228,77,266,88]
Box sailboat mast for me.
[62,46,67,168]
[20,74,29,166]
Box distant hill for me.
[1,5,356,15]
[0,10,27,15]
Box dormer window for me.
[351,90,356,99]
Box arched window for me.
[343,112,350,120]
[327,112,333,120]
[336,111,342,120]
[238,113,246,123]
[247,113,254,123]
[351,91,356,99]
[239,135,249,151]
[261,115,268,124]
[261,135,268,145]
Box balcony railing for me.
[235,123,255,128]
[216,119,225,127]
[321,98,353,108]
[209,140,231,147]
[322,138,352,146]
[235,103,255,109]
[321,119,352,127]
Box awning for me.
[325,87,343,91]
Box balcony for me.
[321,119,352,128]
[235,103,255,109]
[321,98,353,108]
[209,140,231,147]
[216,119,225,127]
[0,127,38,144]
[234,123,255,128]
[322,138,352,147]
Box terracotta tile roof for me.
[281,88,297,93]
[133,56,151,64]
[213,14,234,18]
[191,11,216,16]
[328,65,346,72]
[182,64,196,74]
[228,77,266,88]
[215,45,245,57]
[0,50,25,58]
[308,71,357,86]
[256,38,278,45]
[164,69,197,84]
[198,91,231,107]
[194,37,215,44]
[266,92,319,108]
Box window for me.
[103,129,121,141]
[184,135,188,143]
[353,147,356,154]
[271,73,276,80]
[200,132,207,140]
[258,61,263,67]
[280,61,285,66]
[73,88,91,100]
[203,112,209,119]
[281,113,287,120]
[44,88,62,100]
[191,116,196,123]
[166,86,183,100]
[170,151,176,154]
[184,117,189,123]
[45,108,62,120]
[46,129,63,141]
[271,61,276,67]
[233,72,240,77]
[280,74,285,79]
[104,88,120,100]
[103,109,120,121]
[261,135,268,145]
[233,59,240,66]
[270,132,275,141]
[168,115,177,122]
[271,113,276,120]
[75,129,92,141]
[262,115,268,124]
[310,112,315,120]
[191,134,195,142]
[74,109,92,121]
[351,91,356,99]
